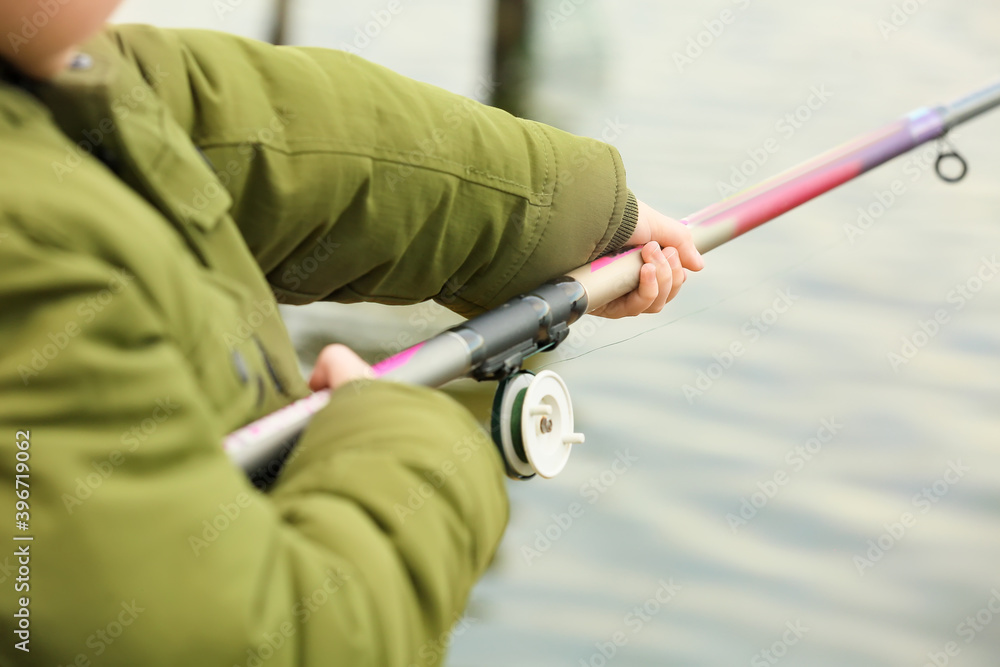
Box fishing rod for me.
[225,79,1000,481]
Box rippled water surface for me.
[116,2,1000,664]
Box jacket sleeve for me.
[106,24,638,316]
[0,222,508,666]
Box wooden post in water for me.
[270,0,292,45]
[491,0,532,116]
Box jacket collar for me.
[4,33,231,255]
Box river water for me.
[115,1,1000,665]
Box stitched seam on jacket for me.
[197,138,548,201]
[471,121,554,308]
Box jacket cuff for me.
[603,190,639,256]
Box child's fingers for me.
[647,247,679,313]
[309,344,374,391]
[615,244,672,317]
[639,200,705,271]
[590,241,683,319]
[593,261,658,319]
[657,223,703,272]
[623,262,660,317]
[670,220,704,272]
[663,247,686,305]
[678,241,704,272]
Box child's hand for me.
[309,344,376,391]
[590,198,704,319]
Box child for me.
[0,1,702,664]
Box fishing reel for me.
[490,370,585,480]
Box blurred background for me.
[114,2,1000,665]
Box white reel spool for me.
[491,370,585,479]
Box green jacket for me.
[0,25,636,666]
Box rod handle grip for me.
[565,248,645,313]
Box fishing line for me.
[542,116,979,369]
[225,80,1000,478]
[537,235,848,370]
